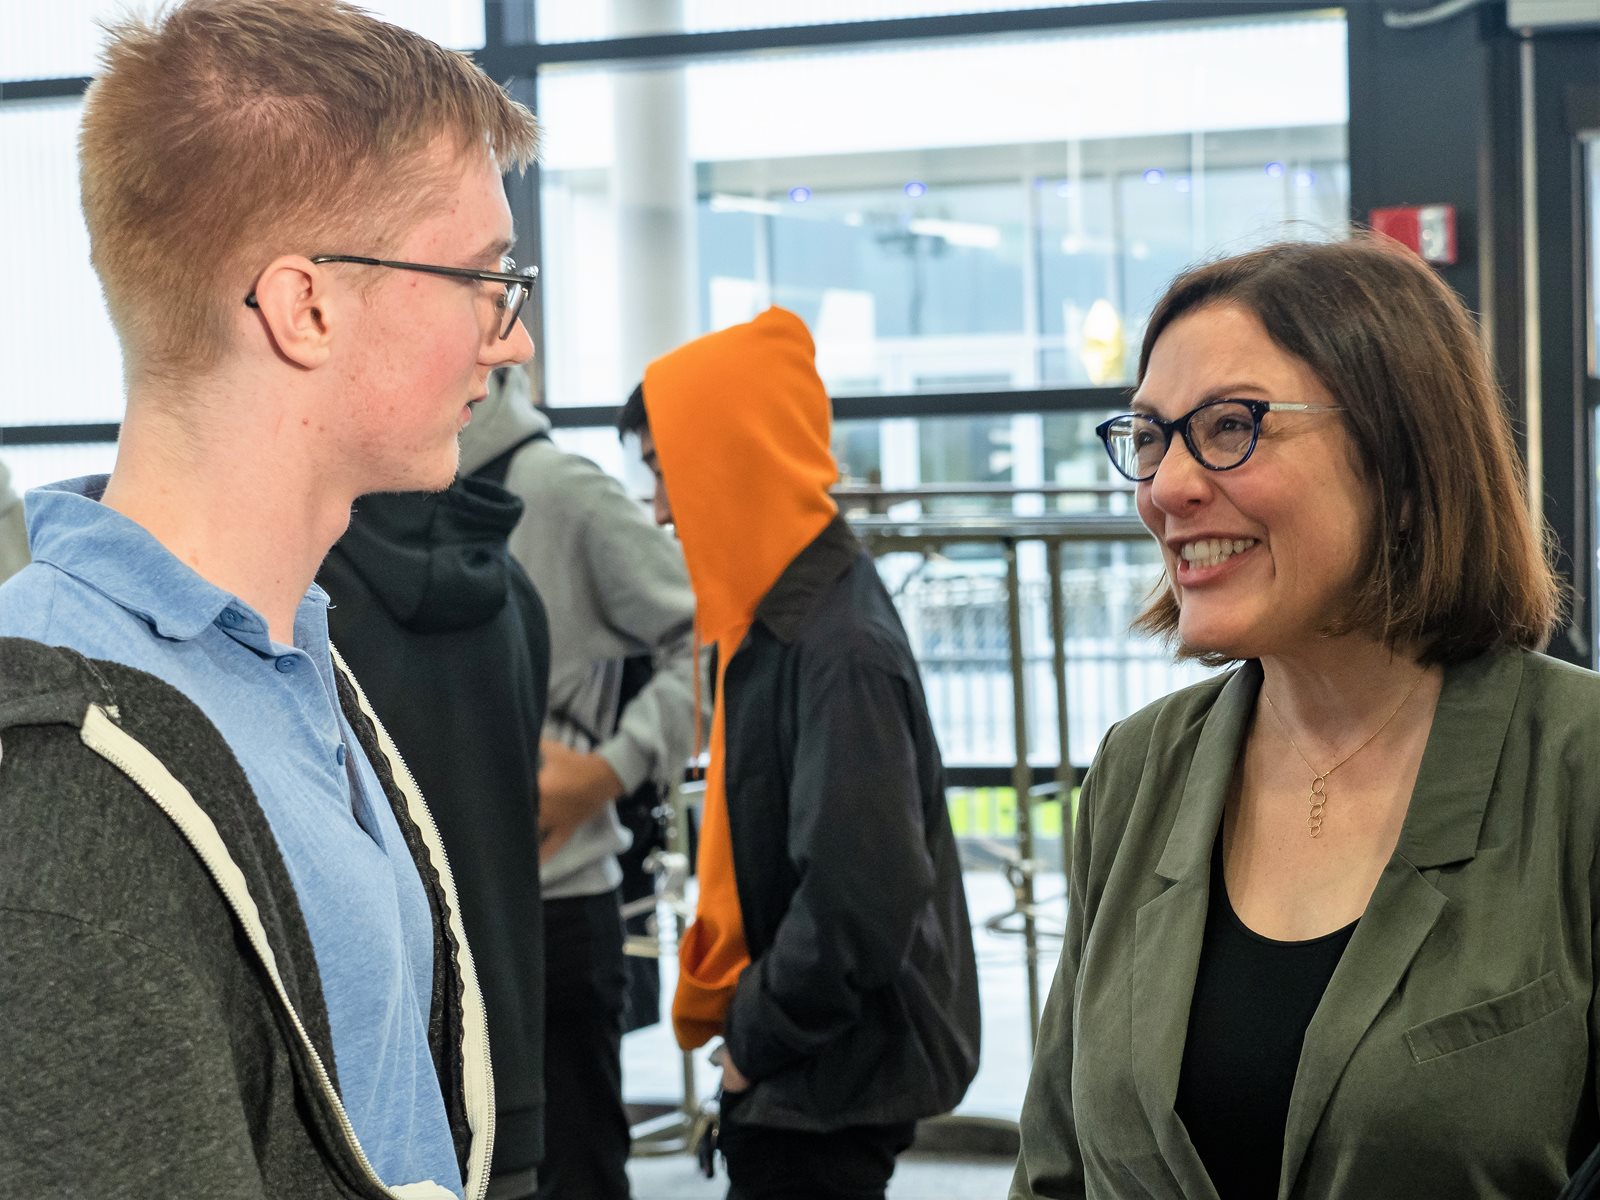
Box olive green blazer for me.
[1013,647,1600,1200]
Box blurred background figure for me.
[0,458,26,584]
[626,307,981,1200]
[460,364,699,1200]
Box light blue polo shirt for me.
[0,476,464,1199]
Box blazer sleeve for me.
[1592,850,1600,1128]
[1011,733,1108,1200]
[2,910,272,1199]
[723,650,934,1081]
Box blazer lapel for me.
[1132,663,1262,1199]
[1278,648,1523,1194]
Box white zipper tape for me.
[330,645,496,1200]
[78,704,405,1196]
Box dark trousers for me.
[535,889,631,1200]
[719,1089,916,1200]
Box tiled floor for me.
[620,870,1065,1199]
[627,1150,1015,1199]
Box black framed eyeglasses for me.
[1095,398,1343,482]
[244,254,538,340]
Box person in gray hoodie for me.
[0,457,28,584]
[458,365,699,1200]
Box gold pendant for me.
[1308,773,1328,838]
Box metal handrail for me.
[848,503,1156,1054]
[850,511,1147,542]
[834,482,1135,501]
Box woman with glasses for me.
[1012,237,1596,1199]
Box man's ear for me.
[247,255,337,369]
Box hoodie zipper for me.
[330,648,496,1200]
[77,705,459,1200]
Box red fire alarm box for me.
[1369,204,1458,265]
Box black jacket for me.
[719,517,981,1131]
[318,476,550,1178]
[0,638,487,1199]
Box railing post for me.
[1003,538,1042,1052]
[1046,538,1074,882]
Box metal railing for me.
[847,492,1210,1049]
[621,488,1207,1142]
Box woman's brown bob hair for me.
[1133,236,1562,666]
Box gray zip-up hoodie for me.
[0,638,494,1200]
[458,369,698,899]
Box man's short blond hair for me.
[80,0,539,381]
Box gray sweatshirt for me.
[458,369,698,899]
[0,459,28,585]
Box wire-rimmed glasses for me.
[244,254,539,340]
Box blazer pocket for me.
[1404,970,1569,1064]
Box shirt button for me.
[219,609,239,626]
[335,744,347,766]
[275,656,298,674]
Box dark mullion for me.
[0,423,120,447]
[0,76,92,101]
[833,386,1131,421]
[474,0,1334,73]
[542,386,1130,431]
[3,4,1332,97]
[2,390,1130,445]
[1532,45,1600,667]
[502,70,545,412]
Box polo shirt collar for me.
[24,475,325,646]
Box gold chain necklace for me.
[1261,670,1427,838]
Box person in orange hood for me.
[617,306,981,1199]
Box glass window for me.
[534,0,1155,44]
[4,2,120,82]
[535,14,1350,407]
[829,410,1208,765]
[549,425,645,495]
[1,442,118,494]
[0,6,488,434]
[0,98,124,427]
[1,1,485,81]
[555,403,1207,766]
[878,535,1210,767]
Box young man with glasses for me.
[0,3,537,1197]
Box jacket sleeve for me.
[1010,740,1102,1200]
[1,910,272,1200]
[722,648,935,1081]
[576,487,699,794]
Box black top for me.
[318,476,551,1177]
[1174,838,1358,1199]
[716,514,981,1132]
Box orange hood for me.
[645,307,838,1051]
[642,306,839,648]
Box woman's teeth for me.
[1180,538,1255,569]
